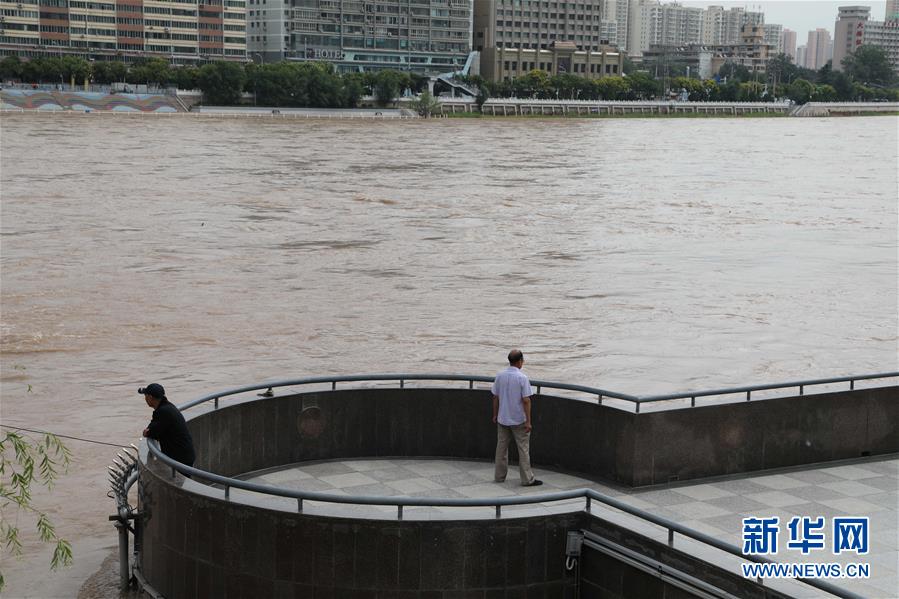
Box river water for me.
[0,113,896,595]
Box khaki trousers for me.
[494,423,535,484]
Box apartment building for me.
[804,27,832,70]
[626,0,701,56]
[833,5,899,74]
[0,0,246,61]
[762,23,781,54]
[246,0,471,73]
[700,5,761,45]
[782,28,796,59]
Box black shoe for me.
[523,479,543,487]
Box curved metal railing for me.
[178,371,898,413]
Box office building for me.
[643,21,770,79]
[833,5,899,74]
[796,44,806,68]
[473,0,625,81]
[0,0,246,62]
[782,28,796,60]
[247,0,471,73]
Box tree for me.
[475,84,489,111]
[787,78,816,104]
[413,89,441,117]
[815,84,837,101]
[1,429,73,591]
[717,61,752,84]
[197,61,246,105]
[832,71,854,100]
[0,56,22,80]
[624,72,661,100]
[595,76,629,100]
[842,45,896,87]
[373,70,402,106]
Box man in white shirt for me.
[492,349,542,486]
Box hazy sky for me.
[680,1,887,35]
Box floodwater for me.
[0,113,896,596]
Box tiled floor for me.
[239,457,898,598]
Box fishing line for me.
[1,424,132,449]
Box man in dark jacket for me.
[140,383,196,467]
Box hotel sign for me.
[306,48,346,60]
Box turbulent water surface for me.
[0,113,896,595]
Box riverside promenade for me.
[115,373,897,598]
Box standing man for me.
[140,383,196,468]
[492,349,542,486]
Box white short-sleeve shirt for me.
[492,366,534,426]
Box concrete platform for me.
[240,456,898,598]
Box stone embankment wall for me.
[1,89,182,112]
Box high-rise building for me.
[626,0,701,56]
[782,28,797,59]
[763,23,783,54]
[474,0,625,81]
[887,0,899,25]
[700,5,762,45]
[602,0,629,47]
[0,0,246,62]
[805,28,832,69]
[247,0,471,73]
[833,4,899,74]
[796,44,807,68]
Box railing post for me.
[746,391,751,401]
[597,395,603,405]
[850,379,855,390]
[536,386,541,395]
[214,397,219,409]
[400,379,404,389]
[114,520,130,590]
[690,396,695,407]
[585,496,591,513]
[668,529,675,547]
[799,385,804,396]
[224,485,230,500]
[331,381,336,390]
[397,505,403,521]
[297,498,303,513]
[171,466,176,479]
[469,380,474,389]
[495,505,501,519]
[635,402,641,414]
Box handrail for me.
[144,441,864,599]
[178,371,898,413]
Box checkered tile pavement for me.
[240,457,897,598]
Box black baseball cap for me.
[138,383,165,399]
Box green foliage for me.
[841,45,896,87]
[624,72,661,99]
[595,75,630,100]
[0,56,22,80]
[126,57,172,87]
[788,78,816,104]
[815,84,837,102]
[198,61,246,105]
[718,61,753,84]
[475,83,490,110]
[413,89,441,117]
[373,70,402,106]
[0,429,73,591]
